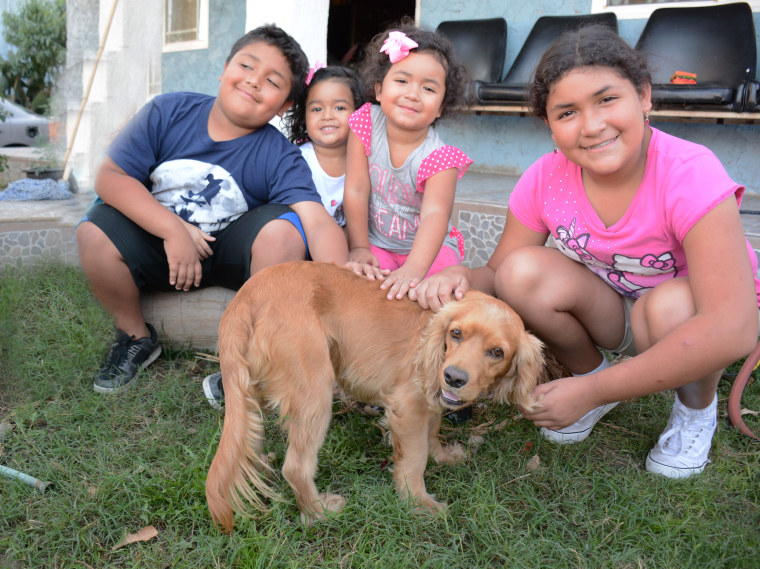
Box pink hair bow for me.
[380,31,418,63]
[306,61,326,85]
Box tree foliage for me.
[0,0,66,115]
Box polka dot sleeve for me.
[348,103,373,157]
[416,145,473,191]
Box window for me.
[591,0,760,19]
[163,0,209,52]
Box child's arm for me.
[525,197,759,429]
[289,201,349,264]
[95,157,203,291]
[381,167,458,300]
[343,131,379,270]
[409,209,549,310]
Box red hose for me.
[728,340,760,440]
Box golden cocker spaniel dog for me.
[206,261,546,530]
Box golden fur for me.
[206,261,546,530]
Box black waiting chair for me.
[476,12,618,105]
[436,17,507,103]
[635,2,756,112]
[745,80,759,112]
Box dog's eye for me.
[450,329,462,341]
[489,347,504,359]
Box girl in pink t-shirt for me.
[343,21,472,301]
[410,25,759,479]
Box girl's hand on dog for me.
[346,260,388,281]
[408,269,470,312]
[380,266,425,301]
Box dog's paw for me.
[412,493,447,514]
[299,493,346,525]
[320,492,346,513]
[520,393,544,414]
[432,442,467,465]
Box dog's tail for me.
[206,307,278,533]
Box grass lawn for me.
[1,262,759,568]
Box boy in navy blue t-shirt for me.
[76,25,349,395]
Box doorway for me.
[327,0,416,67]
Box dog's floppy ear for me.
[491,330,545,411]
[414,303,455,398]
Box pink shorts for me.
[370,244,460,277]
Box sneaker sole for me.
[202,375,224,411]
[645,452,708,479]
[540,402,619,444]
[93,345,162,394]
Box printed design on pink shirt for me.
[607,252,679,297]
[555,219,594,262]
[555,217,679,299]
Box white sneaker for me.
[646,394,716,479]
[540,402,619,444]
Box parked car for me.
[0,99,57,147]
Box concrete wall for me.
[419,0,760,193]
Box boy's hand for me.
[180,219,215,260]
[163,231,203,291]
[380,266,425,301]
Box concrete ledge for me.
[140,286,235,352]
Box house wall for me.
[161,0,246,96]
[161,0,329,97]
[419,0,760,193]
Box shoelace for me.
[657,407,713,456]
[105,334,136,368]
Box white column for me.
[244,0,329,67]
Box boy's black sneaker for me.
[202,372,225,411]
[93,323,161,394]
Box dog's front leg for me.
[427,413,467,465]
[386,394,445,513]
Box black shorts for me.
[83,203,307,291]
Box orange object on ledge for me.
[670,70,697,84]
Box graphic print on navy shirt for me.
[149,159,248,234]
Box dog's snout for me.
[444,366,469,389]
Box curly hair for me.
[359,18,470,123]
[285,66,365,144]
[226,24,310,104]
[528,24,651,120]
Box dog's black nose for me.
[444,366,469,389]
